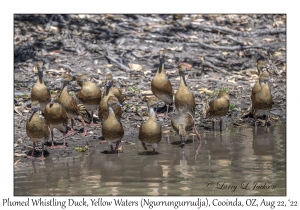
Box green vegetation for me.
[215,87,229,95]
[205,91,212,96]
[14,93,30,99]
[128,86,140,93]
[229,103,238,112]
[125,103,132,109]
[74,146,89,152]
[135,105,140,112]
[221,87,229,93]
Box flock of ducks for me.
[25,49,274,160]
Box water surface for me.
[14,125,286,196]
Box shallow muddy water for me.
[14,125,286,196]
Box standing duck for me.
[105,73,123,104]
[44,96,69,149]
[251,71,273,128]
[151,49,173,117]
[58,74,91,137]
[98,79,122,122]
[30,61,51,114]
[76,74,101,126]
[205,90,230,131]
[174,64,196,116]
[102,96,124,153]
[26,101,50,159]
[138,97,162,154]
[251,57,270,102]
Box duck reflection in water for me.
[252,127,274,156]
[140,156,163,182]
[100,155,124,183]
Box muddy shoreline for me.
[14,14,286,164]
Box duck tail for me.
[77,104,92,123]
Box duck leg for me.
[49,130,66,149]
[254,114,259,129]
[212,120,215,131]
[49,131,58,149]
[28,142,36,159]
[219,118,223,131]
[253,114,259,132]
[193,125,202,141]
[115,139,121,152]
[37,143,46,160]
[266,114,271,126]
[32,142,36,157]
[110,145,115,153]
[164,104,171,118]
[71,118,75,131]
[142,142,147,150]
[61,134,67,148]
[80,120,87,137]
[152,148,156,155]
[66,119,76,135]
[181,137,185,148]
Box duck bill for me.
[116,101,122,107]
[115,81,121,89]
[61,79,70,90]
[49,98,55,108]
[72,76,76,81]
[105,81,113,96]
[29,107,34,113]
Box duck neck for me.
[106,84,112,96]
[259,80,267,87]
[28,111,37,122]
[158,58,165,74]
[81,80,88,87]
[148,107,156,121]
[38,70,44,84]
[180,74,187,87]
[108,106,116,116]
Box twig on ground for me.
[191,24,286,37]
[203,61,231,75]
[105,55,131,72]
[45,14,56,31]
[57,64,75,72]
